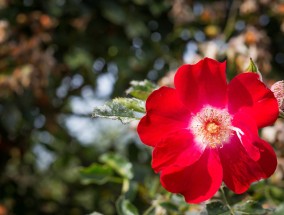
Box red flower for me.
[137,58,279,203]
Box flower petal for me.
[160,149,222,203]
[219,135,277,194]
[228,73,279,128]
[152,129,204,172]
[232,109,261,161]
[174,58,227,111]
[137,87,190,147]
[254,138,277,178]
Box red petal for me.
[232,110,261,161]
[160,149,222,203]
[254,138,277,178]
[174,58,227,112]
[152,129,204,172]
[137,87,190,147]
[228,73,279,128]
[219,135,277,194]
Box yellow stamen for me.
[206,122,219,134]
[190,106,234,149]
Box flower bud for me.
[271,80,284,111]
[245,58,263,81]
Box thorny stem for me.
[220,185,235,215]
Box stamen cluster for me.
[190,106,232,148]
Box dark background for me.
[1,0,284,214]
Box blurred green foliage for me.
[1,0,284,214]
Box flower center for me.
[190,106,233,149]
[206,122,220,134]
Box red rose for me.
[137,58,279,203]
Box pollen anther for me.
[190,106,233,148]
[206,122,220,134]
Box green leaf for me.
[159,202,179,212]
[79,163,113,185]
[124,181,138,200]
[100,153,133,179]
[92,81,152,123]
[88,212,104,215]
[116,195,139,215]
[126,80,157,100]
[206,200,230,215]
[92,99,139,124]
[269,185,284,200]
[101,1,126,25]
[122,178,130,194]
[125,19,149,38]
[64,47,93,70]
[274,204,284,215]
[233,200,271,215]
[113,98,145,113]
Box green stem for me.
[223,0,240,41]
[279,110,284,119]
[143,204,155,215]
[220,185,235,215]
[165,191,172,200]
[122,178,130,194]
